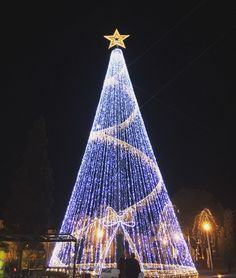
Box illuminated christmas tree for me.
[49,29,198,277]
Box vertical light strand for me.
[49,48,198,278]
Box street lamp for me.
[202,221,213,270]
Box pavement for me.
[199,275,236,278]
[198,270,236,277]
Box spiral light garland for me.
[49,48,198,277]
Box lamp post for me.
[202,222,213,270]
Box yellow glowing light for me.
[104,29,130,49]
[96,228,104,239]
[217,275,222,278]
[202,222,211,231]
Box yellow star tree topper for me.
[104,29,130,49]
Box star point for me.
[104,29,130,49]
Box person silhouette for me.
[117,253,126,278]
[124,252,141,278]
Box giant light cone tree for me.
[49,29,198,277]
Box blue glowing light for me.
[49,48,198,277]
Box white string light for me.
[49,48,198,277]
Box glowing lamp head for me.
[96,228,104,239]
[202,222,211,231]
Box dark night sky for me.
[1,1,236,226]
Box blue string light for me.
[49,48,198,277]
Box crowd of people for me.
[117,252,142,278]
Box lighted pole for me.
[202,222,213,270]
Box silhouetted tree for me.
[217,209,236,272]
[171,188,223,266]
[171,188,223,233]
[4,115,54,233]
[172,189,236,270]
